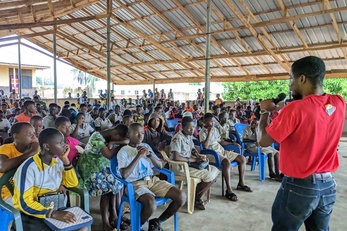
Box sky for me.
[0,37,224,98]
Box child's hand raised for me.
[59,145,70,165]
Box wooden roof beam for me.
[224,0,290,72]
[0,14,109,30]
[109,0,203,77]
[277,0,312,56]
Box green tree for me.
[222,80,289,101]
[222,78,347,101]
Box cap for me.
[183,111,193,118]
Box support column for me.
[53,25,57,103]
[204,0,211,113]
[18,36,22,99]
[106,0,112,109]
[153,81,155,103]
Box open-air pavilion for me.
[1,0,347,230]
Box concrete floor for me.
[90,139,347,231]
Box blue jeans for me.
[272,176,336,231]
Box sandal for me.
[194,199,206,210]
[225,191,238,201]
[109,219,129,231]
[236,184,253,192]
[121,215,131,225]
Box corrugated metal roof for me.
[1,0,346,84]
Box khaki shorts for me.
[131,176,173,200]
[247,146,277,155]
[188,165,220,182]
[207,150,239,163]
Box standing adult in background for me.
[148,89,154,101]
[168,89,174,100]
[160,89,166,100]
[9,89,18,100]
[257,56,345,231]
[79,91,89,105]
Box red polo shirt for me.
[266,94,345,178]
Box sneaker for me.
[148,218,163,231]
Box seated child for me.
[30,115,43,138]
[133,105,145,125]
[12,128,88,231]
[171,116,219,210]
[76,125,129,231]
[55,116,86,166]
[0,109,11,141]
[70,113,95,141]
[243,119,280,180]
[117,123,186,231]
[143,113,172,159]
[122,115,134,127]
[199,113,252,202]
[217,111,232,142]
[0,122,39,205]
[174,112,199,138]
[94,108,113,131]
[228,109,240,132]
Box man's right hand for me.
[52,210,76,223]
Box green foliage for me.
[222,80,289,101]
[36,76,54,86]
[222,78,347,100]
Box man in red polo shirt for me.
[257,56,345,231]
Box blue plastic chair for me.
[110,155,178,231]
[234,123,267,181]
[197,140,239,196]
[166,119,178,130]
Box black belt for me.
[287,172,333,182]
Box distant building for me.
[0,62,49,97]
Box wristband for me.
[259,109,271,115]
[146,154,152,158]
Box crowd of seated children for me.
[12,128,89,231]
[171,116,219,210]
[117,123,186,231]
[199,113,252,202]
[76,124,129,231]
[0,122,39,205]
[95,108,113,131]
[143,113,172,160]
[243,119,281,181]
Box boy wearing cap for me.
[174,112,199,138]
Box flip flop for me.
[236,185,253,192]
[225,191,238,201]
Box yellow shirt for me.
[0,143,23,200]
[215,98,223,105]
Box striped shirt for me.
[12,154,78,218]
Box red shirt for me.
[15,113,33,122]
[266,94,345,178]
[65,136,80,162]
